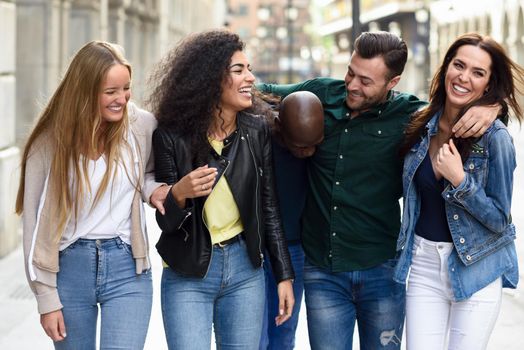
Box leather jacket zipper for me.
[245,133,264,266]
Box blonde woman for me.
[17,41,164,349]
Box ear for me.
[386,75,401,90]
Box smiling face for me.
[444,45,492,115]
[344,53,400,116]
[220,51,256,116]
[99,64,131,125]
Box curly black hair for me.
[148,29,245,164]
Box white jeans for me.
[406,235,502,350]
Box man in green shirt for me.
[259,31,497,349]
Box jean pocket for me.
[59,241,77,257]
[118,238,134,256]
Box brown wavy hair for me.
[401,33,524,158]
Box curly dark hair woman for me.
[150,29,295,349]
[149,30,245,164]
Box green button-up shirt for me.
[259,78,426,271]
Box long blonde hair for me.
[16,41,133,238]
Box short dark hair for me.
[354,31,408,79]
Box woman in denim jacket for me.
[394,33,523,349]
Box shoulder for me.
[128,101,157,131]
[237,111,269,130]
[389,91,427,115]
[27,132,54,163]
[485,119,513,145]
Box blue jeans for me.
[55,237,153,350]
[259,242,304,350]
[304,259,405,350]
[161,237,265,350]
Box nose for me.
[458,71,469,82]
[116,91,130,104]
[346,77,359,91]
[246,70,256,82]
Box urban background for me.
[0,0,523,349]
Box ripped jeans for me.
[304,259,405,350]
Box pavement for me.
[1,124,523,350]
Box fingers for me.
[58,314,67,340]
[275,280,295,326]
[41,311,66,342]
[150,185,170,215]
[451,113,472,137]
[448,138,458,153]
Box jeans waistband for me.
[414,234,453,251]
[69,237,127,249]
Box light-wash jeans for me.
[161,237,265,350]
[55,237,153,350]
[304,258,405,350]
[260,242,304,350]
[406,235,502,350]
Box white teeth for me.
[453,84,469,93]
[239,87,252,93]
[108,106,122,111]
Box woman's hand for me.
[452,104,500,138]
[171,165,217,207]
[275,279,295,326]
[435,139,465,187]
[41,310,67,342]
[150,184,171,215]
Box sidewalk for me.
[1,210,523,349]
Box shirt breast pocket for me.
[463,156,487,173]
[361,124,402,162]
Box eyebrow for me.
[454,58,488,74]
[347,66,374,83]
[229,63,250,69]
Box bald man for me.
[259,91,324,350]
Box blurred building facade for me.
[227,0,320,83]
[429,0,524,80]
[0,0,227,257]
[315,0,431,97]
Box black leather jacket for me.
[152,112,294,282]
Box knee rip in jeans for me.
[379,328,401,346]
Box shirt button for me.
[332,232,337,236]
[344,129,348,133]
[451,268,455,272]
[469,163,475,170]
[466,255,472,261]
[335,181,340,185]
[339,155,343,159]
[333,206,338,210]
[459,237,465,244]
[453,214,459,220]
[377,130,382,135]
[345,112,350,117]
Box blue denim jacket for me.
[393,112,519,301]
